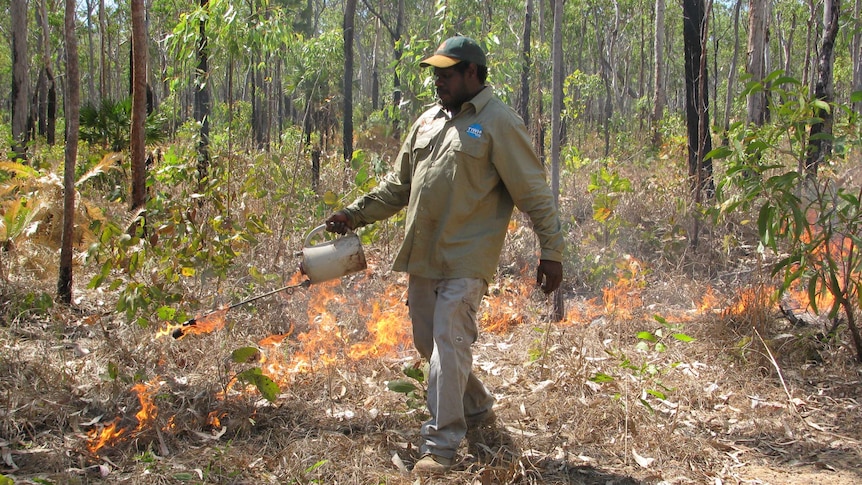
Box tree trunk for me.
[650,0,666,146]
[130,0,148,211]
[369,9,380,112]
[853,0,862,116]
[550,0,564,322]
[11,0,30,161]
[195,0,212,186]
[746,0,770,127]
[722,0,742,142]
[518,0,533,126]
[683,0,714,248]
[58,0,81,304]
[343,0,356,164]
[803,0,817,97]
[85,0,96,103]
[805,0,840,178]
[99,0,109,101]
[535,0,545,160]
[36,0,56,144]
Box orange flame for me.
[481,277,530,333]
[131,382,157,432]
[207,410,226,428]
[86,380,161,455]
[348,289,411,359]
[86,419,125,454]
[602,255,645,319]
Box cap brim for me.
[419,55,460,68]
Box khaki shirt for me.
[344,87,564,283]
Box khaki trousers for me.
[407,275,496,458]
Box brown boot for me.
[413,453,453,474]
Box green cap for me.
[420,36,486,68]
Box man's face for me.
[433,64,474,112]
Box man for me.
[325,35,564,474]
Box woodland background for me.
[1,0,862,484]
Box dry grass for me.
[2,142,861,484]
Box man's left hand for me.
[536,260,563,294]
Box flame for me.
[564,297,604,325]
[156,272,308,339]
[86,379,161,455]
[86,419,125,454]
[602,255,645,319]
[347,287,411,359]
[723,286,773,317]
[207,410,226,428]
[698,286,720,313]
[131,382,157,432]
[481,277,531,333]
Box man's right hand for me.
[325,211,353,234]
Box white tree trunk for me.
[651,0,666,144]
[746,0,770,126]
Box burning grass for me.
[2,256,861,484]
[2,153,862,484]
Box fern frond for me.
[0,161,41,179]
[76,152,124,187]
[123,206,147,234]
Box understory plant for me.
[590,315,694,413]
[711,72,862,362]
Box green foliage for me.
[711,71,862,360]
[587,164,632,246]
[590,315,693,412]
[387,362,427,412]
[564,70,603,125]
[79,98,167,151]
[86,146,273,327]
[236,367,280,402]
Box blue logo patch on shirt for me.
[466,124,483,139]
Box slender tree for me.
[58,0,81,303]
[746,0,770,127]
[805,0,840,178]
[682,0,714,247]
[722,0,742,143]
[11,0,30,161]
[36,0,57,145]
[550,0,564,322]
[852,0,861,116]
[650,0,666,146]
[518,0,533,126]
[85,0,96,103]
[360,0,404,136]
[195,0,212,186]
[343,0,356,164]
[130,0,148,210]
[99,0,109,100]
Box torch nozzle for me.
[171,318,197,339]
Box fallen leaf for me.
[391,452,409,474]
[632,448,654,468]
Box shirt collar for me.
[433,85,492,119]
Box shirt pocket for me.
[453,135,488,161]
[452,135,493,187]
[413,133,435,157]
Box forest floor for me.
[1,247,861,485]
[2,136,862,484]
